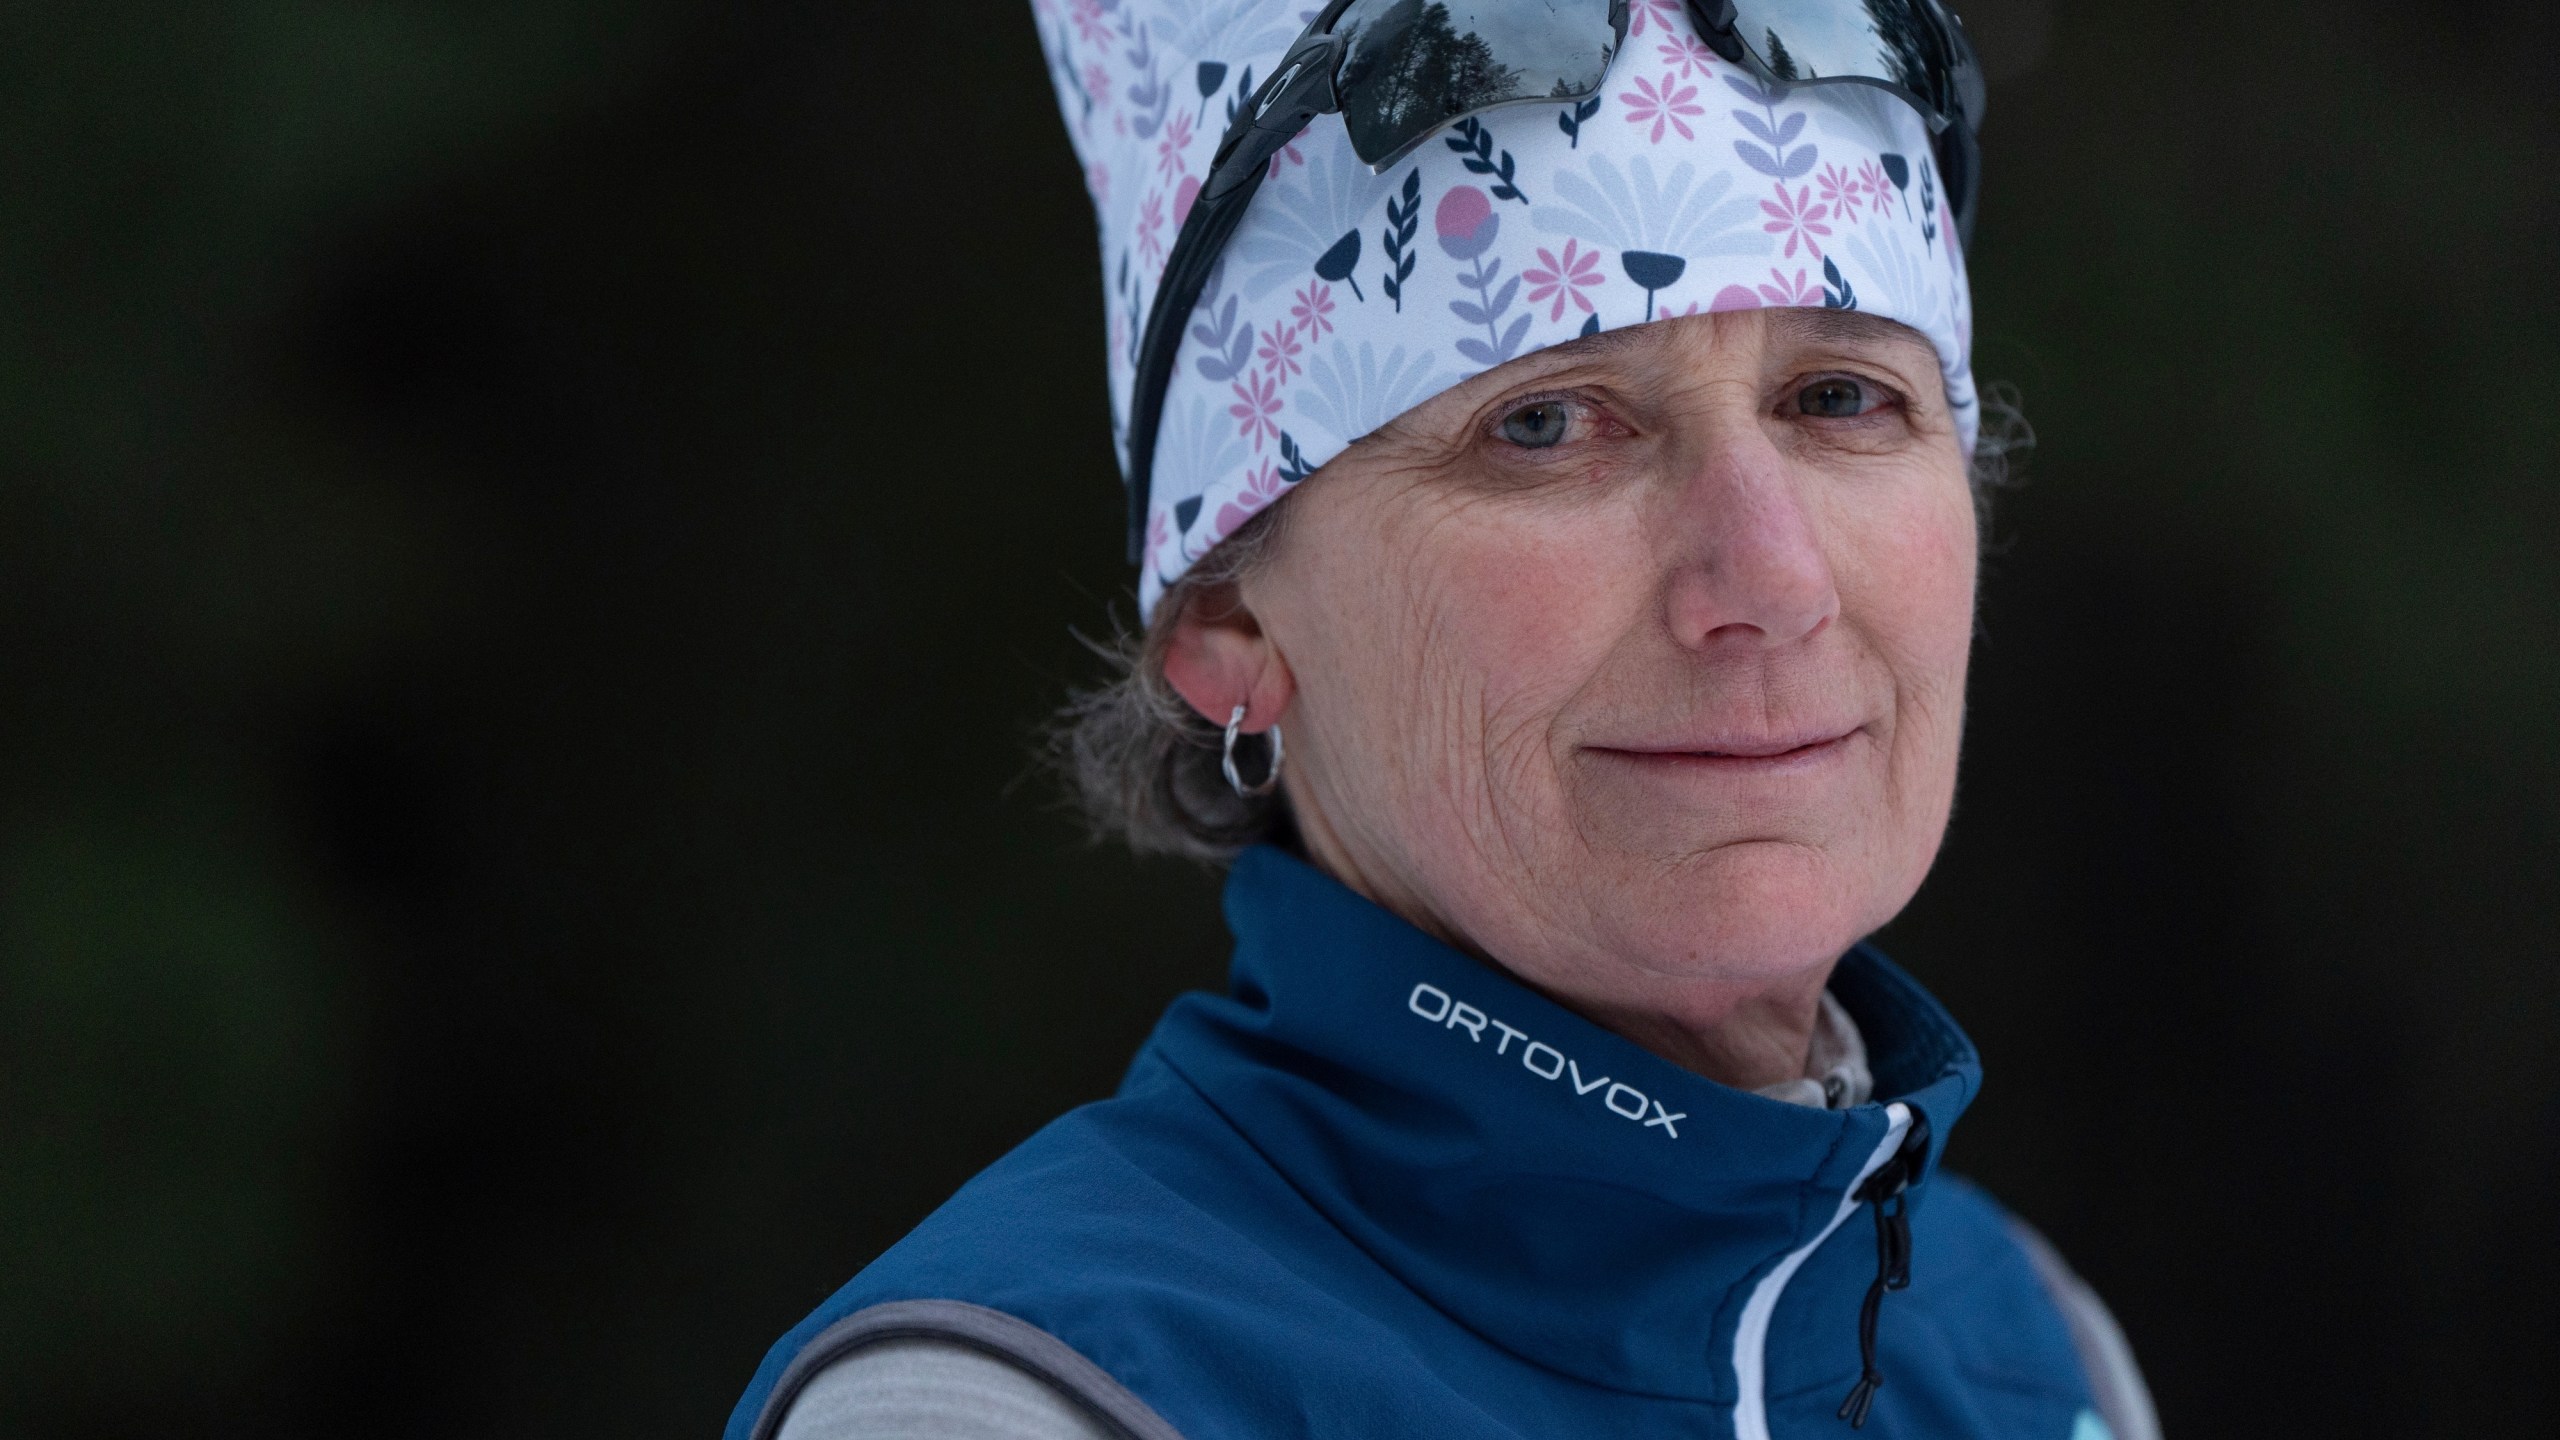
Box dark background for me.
[6,1,2555,1435]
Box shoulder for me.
[1916,1174,2161,1440]
[769,1305,1182,1440]
[858,1057,1337,1303]
[729,1059,1477,1440]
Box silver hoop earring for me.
[1222,704,1284,799]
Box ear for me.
[1160,579,1297,733]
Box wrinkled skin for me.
[1162,309,1976,1089]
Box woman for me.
[727,1,2156,1437]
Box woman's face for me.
[1170,309,1977,1042]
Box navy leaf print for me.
[1445,118,1528,204]
[1195,60,1227,123]
[1878,152,1911,219]
[1380,168,1421,311]
[1277,431,1316,485]
[1918,158,1938,252]
[1173,495,1203,533]
[1557,94,1603,147]
[1314,227,1365,301]
[1620,250,1687,321]
[1822,256,1857,310]
[1579,312,1601,338]
[1222,64,1255,127]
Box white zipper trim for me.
[1731,1101,1911,1440]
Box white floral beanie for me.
[1032,0,1977,615]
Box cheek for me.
[1834,469,1976,848]
[1835,467,1976,691]
[1310,492,1641,817]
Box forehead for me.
[1558,309,1939,368]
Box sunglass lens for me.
[1333,0,1623,169]
[1720,0,1960,123]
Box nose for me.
[1657,428,1840,651]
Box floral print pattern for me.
[1657,34,1715,78]
[1621,74,1705,143]
[1034,0,1976,613]
[1627,0,1683,37]
[1289,281,1335,339]
[1816,162,1865,223]
[1761,182,1834,260]
[1524,240,1607,321]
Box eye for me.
[1796,377,1882,419]
[1497,400,1572,449]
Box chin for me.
[1597,841,1892,987]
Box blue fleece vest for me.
[726,847,2105,1439]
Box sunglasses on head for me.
[1125,0,1985,562]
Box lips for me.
[1587,728,1861,764]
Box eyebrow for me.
[1762,307,1935,355]
[1522,323,1657,367]
[1527,307,1934,367]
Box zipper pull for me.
[1838,1112,1930,1429]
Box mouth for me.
[1584,728,1861,772]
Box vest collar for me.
[1146,845,1983,1401]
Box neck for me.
[1284,801,1832,1094]
[1563,978,1832,1091]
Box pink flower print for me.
[1858,158,1893,215]
[1213,460,1287,539]
[1761,182,1832,259]
[1068,0,1110,48]
[1084,161,1110,209]
[1256,321,1303,380]
[1817,163,1863,224]
[1082,63,1112,114]
[1524,239,1605,322]
[1146,507,1172,570]
[1174,174,1201,227]
[1136,189,1167,268]
[1709,284,1761,312]
[1265,140,1304,180]
[1231,371,1282,450]
[1434,185,1500,261]
[1620,74,1703,143]
[1156,108,1194,182]
[1757,267,1822,306]
[1628,0,1681,35]
[1290,282,1336,341]
[1657,34,1714,78]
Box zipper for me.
[1836,1111,1932,1428]
[1729,1102,1915,1440]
